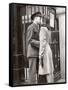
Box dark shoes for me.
[38,75,47,84]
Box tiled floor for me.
[13,78,65,86]
[56,78,65,83]
[20,78,65,85]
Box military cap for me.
[31,12,42,20]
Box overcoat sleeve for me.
[39,27,47,58]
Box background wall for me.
[56,8,65,81]
[0,0,68,90]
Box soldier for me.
[26,12,42,84]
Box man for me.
[26,12,42,84]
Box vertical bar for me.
[27,6,29,22]
[30,6,32,22]
[25,15,28,23]
[24,6,27,80]
[36,6,38,12]
[23,15,28,80]
[43,6,45,15]
[39,6,43,14]
[26,6,28,23]
[43,6,45,24]
[45,6,46,15]
[23,16,26,57]
[38,6,40,12]
[47,7,50,16]
[27,5,29,22]
[32,6,35,14]
[29,15,31,22]
[42,6,44,14]
[31,6,32,15]
[22,16,24,24]
[28,5,31,23]
[55,44,57,58]
[34,6,36,12]
[46,7,47,16]
[31,6,32,22]
[28,5,30,22]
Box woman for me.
[38,18,54,83]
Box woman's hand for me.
[39,56,44,68]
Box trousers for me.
[27,57,39,84]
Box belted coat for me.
[39,26,54,75]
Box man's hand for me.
[30,39,40,48]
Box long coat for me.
[39,26,54,75]
[26,23,40,58]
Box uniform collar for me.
[33,23,39,31]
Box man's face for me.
[35,16,41,24]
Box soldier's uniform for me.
[26,23,40,84]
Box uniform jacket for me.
[26,23,40,58]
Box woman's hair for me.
[41,24,50,30]
[41,16,51,30]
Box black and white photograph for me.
[9,3,66,86]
